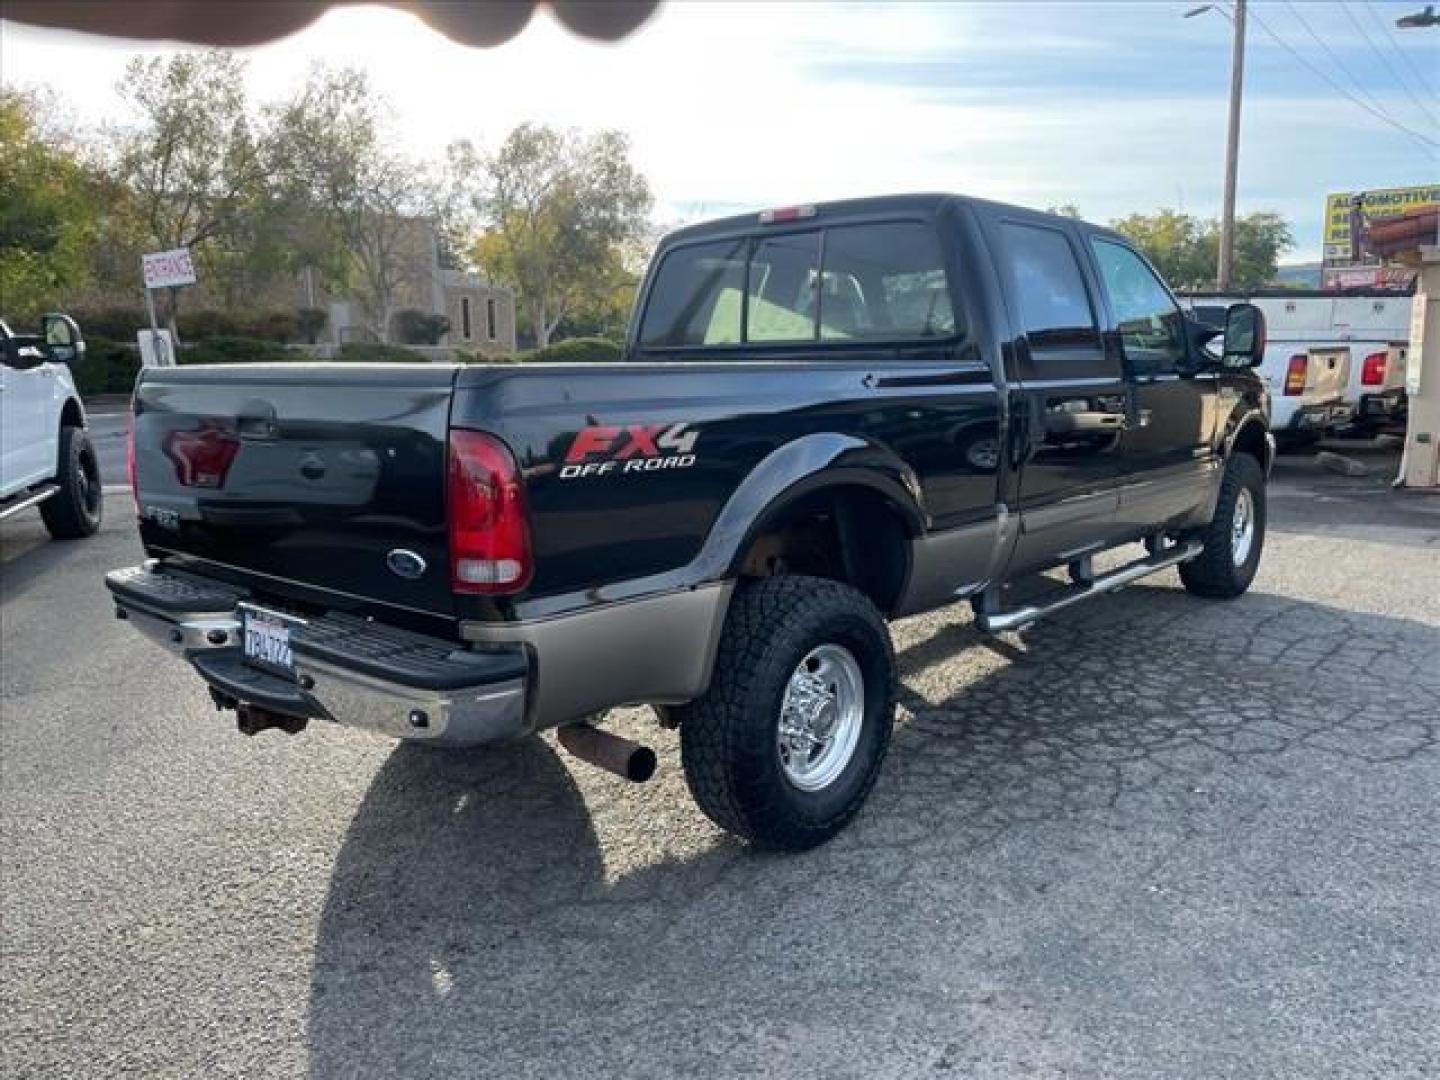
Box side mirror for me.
[42,312,85,364]
[1221,303,1265,368]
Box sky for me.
[2,1,1436,263]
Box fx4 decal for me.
[560,423,699,478]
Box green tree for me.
[1199,211,1294,291]
[1112,208,1295,290]
[451,123,651,348]
[0,88,100,321]
[268,67,433,342]
[1111,209,1210,288]
[114,50,270,336]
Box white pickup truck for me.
[1181,289,1410,448]
[0,314,103,538]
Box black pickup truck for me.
[107,194,1272,850]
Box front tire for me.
[678,576,896,851]
[40,425,103,539]
[1179,452,1265,599]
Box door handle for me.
[1048,410,1126,434]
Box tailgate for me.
[133,364,458,617]
[1305,347,1349,402]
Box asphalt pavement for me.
[2,451,1437,1079]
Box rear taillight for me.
[126,411,138,510]
[1361,351,1386,386]
[162,421,240,488]
[1284,354,1307,396]
[448,429,532,594]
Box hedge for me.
[70,337,438,397]
[523,337,622,364]
[335,342,428,363]
[71,335,297,396]
[71,307,303,343]
[71,338,144,396]
[181,336,296,364]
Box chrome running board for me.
[0,484,59,522]
[975,540,1203,634]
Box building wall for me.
[440,273,517,358]
[66,215,517,357]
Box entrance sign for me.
[142,248,198,289]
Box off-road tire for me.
[40,425,102,539]
[678,576,896,851]
[1179,452,1264,599]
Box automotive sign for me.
[142,247,198,289]
[1323,184,1440,262]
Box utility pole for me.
[1218,0,1246,291]
[1186,1,1247,291]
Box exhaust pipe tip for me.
[625,745,658,783]
[558,722,657,783]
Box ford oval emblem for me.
[386,549,427,580]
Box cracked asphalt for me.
[3,447,1438,1079]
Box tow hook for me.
[235,703,308,737]
[557,722,656,783]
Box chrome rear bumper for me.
[107,565,529,747]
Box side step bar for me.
[975,540,1203,635]
[0,484,59,522]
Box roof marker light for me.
[758,205,817,225]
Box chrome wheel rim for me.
[777,644,864,792]
[1231,487,1255,566]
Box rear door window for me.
[637,219,957,349]
[996,221,1098,350]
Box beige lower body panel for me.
[461,582,734,730]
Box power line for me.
[1283,0,1392,119]
[1244,2,1440,153]
[1361,0,1440,104]
[1342,0,1440,128]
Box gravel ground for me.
[2,454,1437,1079]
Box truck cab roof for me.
[660,192,1130,249]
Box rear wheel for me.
[1179,453,1265,599]
[40,425,103,539]
[678,576,895,851]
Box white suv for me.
[0,313,102,538]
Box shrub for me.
[455,348,517,364]
[180,336,296,365]
[524,336,622,364]
[72,337,143,396]
[336,342,428,363]
[175,309,299,343]
[393,308,451,345]
[72,307,147,341]
[176,309,240,340]
[248,310,299,343]
[297,307,327,345]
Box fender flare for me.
[688,432,928,583]
[1222,410,1273,474]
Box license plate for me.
[243,608,296,674]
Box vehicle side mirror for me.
[42,312,85,364]
[1221,303,1265,368]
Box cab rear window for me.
[638,220,955,349]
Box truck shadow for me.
[0,517,114,605]
[307,584,1439,1078]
